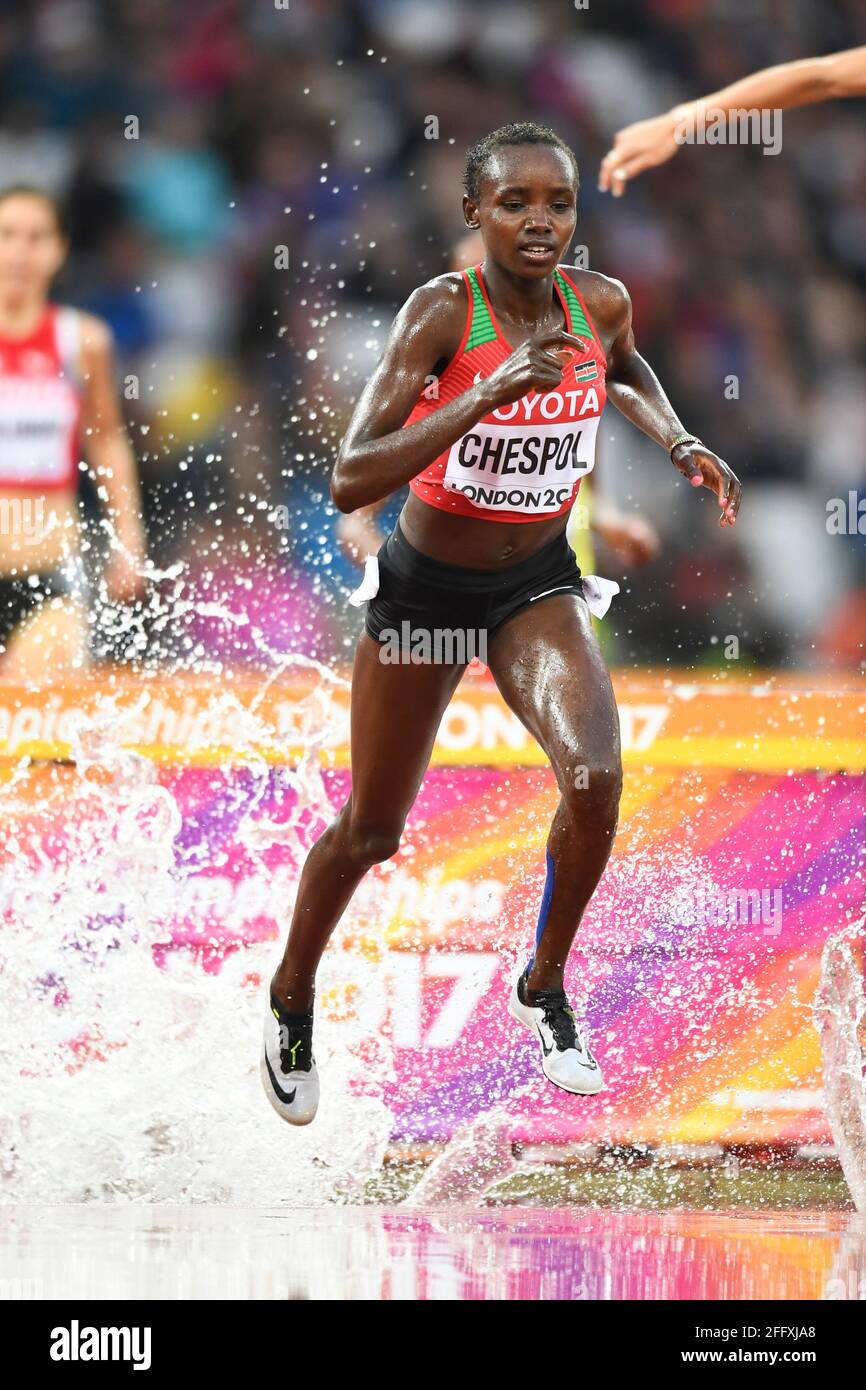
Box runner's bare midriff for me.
[398,488,570,568]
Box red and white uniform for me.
[407,263,607,524]
[0,305,84,490]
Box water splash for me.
[0,654,396,1206]
[402,1096,534,1207]
[813,920,866,1212]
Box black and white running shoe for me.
[260,988,320,1125]
[508,966,604,1095]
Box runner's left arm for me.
[592,274,742,526]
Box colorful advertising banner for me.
[1,670,863,1152]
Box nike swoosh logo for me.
[574,1038,599,1069]
[529,585,577,603]
[534,1020,600,1068]
[265,1053,297,1104]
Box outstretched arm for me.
[595,277,741,526]
[599,45,866,195]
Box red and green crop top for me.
[407,263,606,524]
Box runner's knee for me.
[559,753,623,821]
[346,818,404,867]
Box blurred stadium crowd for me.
[2,0,865,671]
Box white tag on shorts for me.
[348,554,380,606]
[580,574,620,619]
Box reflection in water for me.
[1,1204,864,1300]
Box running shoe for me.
[508,966,603,1095]
[260,987,320,1125]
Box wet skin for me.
[271,145,741,1011]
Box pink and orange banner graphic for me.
[1,669,863,1150]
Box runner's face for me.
[466,146,578,274]
[0,196,66,299]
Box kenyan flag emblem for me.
[573,361,598,382]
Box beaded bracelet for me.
[669,433,701,458]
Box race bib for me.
[442,416,600,514]
[0,382,78,484]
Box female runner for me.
[336,227,660,574]
[262,123,741,1124]
[0,184,146,680]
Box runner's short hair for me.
[463,123,580,203]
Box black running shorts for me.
[364,521,586,657]
[0,554,91,651]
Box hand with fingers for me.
[599,47,866,196]
[671,438,742,527]
[598,112,682,197]
[484,328,591,409]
